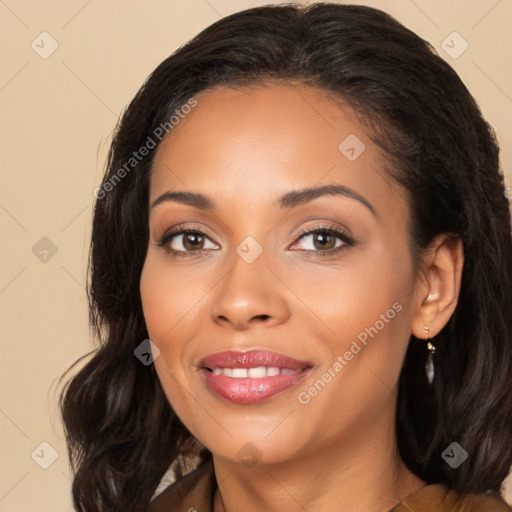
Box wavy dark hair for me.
[59,2,512,511]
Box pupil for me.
[315,233,333,250]
[185,234,203,249]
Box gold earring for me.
[425,325,435,384]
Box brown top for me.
[146,459,512,512]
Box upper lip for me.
[200,350,313,370]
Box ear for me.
[411,234,464,339]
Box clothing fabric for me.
[146,459,512,511]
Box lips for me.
[199,350,313,404]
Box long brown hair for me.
[60,3,512,511]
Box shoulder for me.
[392,483,512,512]
[146,459,216,512]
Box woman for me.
[60,3,512,511]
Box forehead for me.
[149,83,398,214]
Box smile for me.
[199,350,313,404]
[208,366,301,378]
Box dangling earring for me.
[425,325,436,384]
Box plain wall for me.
[1,1,511,510]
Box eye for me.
[157,228,219,258]
[289,225,354,255]
[156,223,355,259]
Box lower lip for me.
[201,368,311,404]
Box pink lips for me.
[199,350,313,404]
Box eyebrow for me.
[150,184,376,216]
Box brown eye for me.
[180,233,205,251]
[292,227,351,253]
[311,232,338,250]
[158,228,220,257]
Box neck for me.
[212,422,425,512]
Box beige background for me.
[1,0,511,510]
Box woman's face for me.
[140,83,423,466]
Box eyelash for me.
[156,224,355,259]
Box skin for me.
[139,82,464,512]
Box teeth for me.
[210,366,301,378]
[248,367,266,378]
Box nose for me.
[210,248,290,331]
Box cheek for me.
[140,259,194,394]
[140,262,169,343]
[140,254,206,343]
[294,290,412,445]
[317,245,414,384]
[140,259,206,432]
[305,248,412,342]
